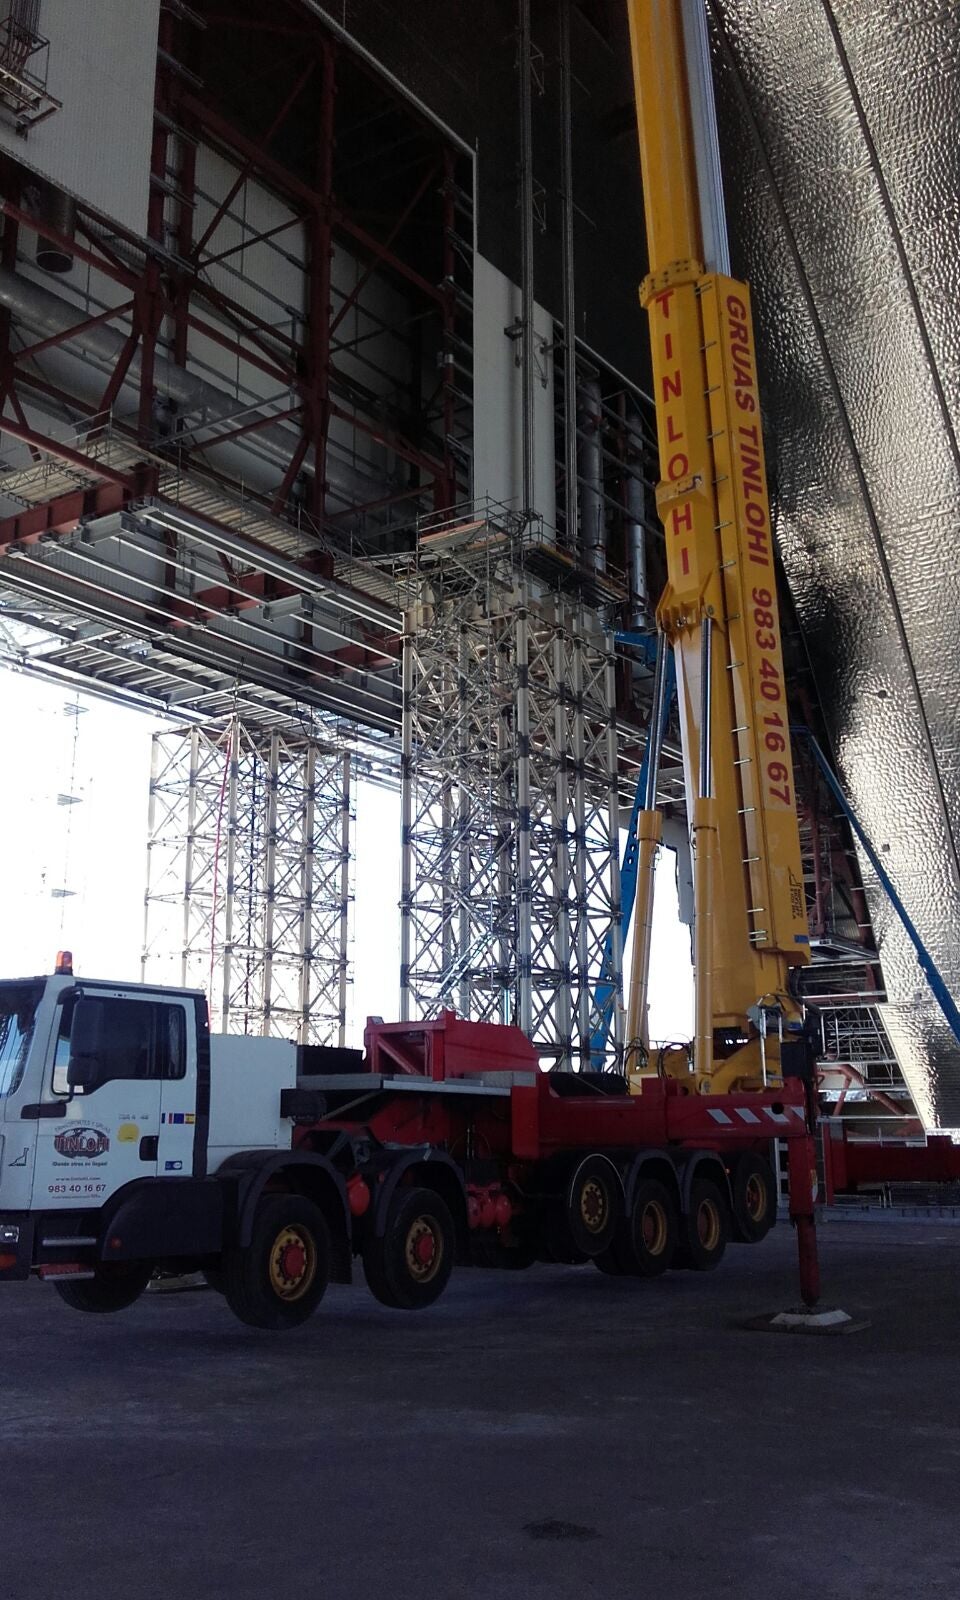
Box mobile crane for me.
[0,1,821,1329]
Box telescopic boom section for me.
[626,0,810,1092]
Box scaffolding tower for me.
[142,722,352,1045]
[398,512,624,1070]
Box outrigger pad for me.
[738,1305,871,1335]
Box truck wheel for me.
[628,1177,678,1277]
[729,1152,777,1243]
[593,1221,639,1276]
[363,1186,454,1310]
[565,1154,621,1257]
[53,1262,152,1313]
[223,1195,330,1330]
[675,1176,729,1272]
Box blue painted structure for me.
[589,633,676,1068]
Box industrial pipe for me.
[577,377,605,573]
[625,406,649,625]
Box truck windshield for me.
[0,981,42,1098]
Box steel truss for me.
[793,735,913,1117]
[0,0,473,733]
[143,720,352,1045]
[399,515,623,1070]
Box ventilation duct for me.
[33,182,76,275]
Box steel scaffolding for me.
[142,721,352,1045]
[399,513,623,1070]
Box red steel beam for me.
[270,434,310,517]
[179,91,443,307]
[0,415,144,490]
[173,114,198,370]
[329,401,445,482]
[97,328,142,418]
[186,306,293,387]
[0,193,298,386]
[202,15,318,36]
[329,160,438,338]
[0,199,139,291]
[192,401,303,450]
[186,273,300,359]
[179,91,319,212]
[75,218,132,278]
[306,39,336,527]
[200,213,302,272]
[326,483,427,523]
[141,5,174,441]
[335,211,443,306]
[191,57,316,263]
[13,300,137,366]
[0,479,128,551]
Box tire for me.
[540,1202,589,1265]
[222,1194,330,1330]
[729,1152,777,1244]
[675,1174,730,1272]
[363,1186,455,1310]
[53,1261,152,1313]
[593,1221,640,1276]
[565,1155,621,1257]
[202,1265,225,1294]
[628,1176,679,1277]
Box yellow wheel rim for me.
[580,1177,608,1234]
[744,1174,766,1223]
[639,1199,668,1256]
[268,1225,317,1301]
[405,1216,443,1283]
[696,1199,721,1252]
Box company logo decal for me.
[54,1126,110,1159]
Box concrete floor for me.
[2,1219,959,1600]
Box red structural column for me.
[306,38,336,531]
[139,4,174,442]
[0,165,20,410]
[787,1131,821,1307]
[173,119,198,372]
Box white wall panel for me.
[193,144,306,336]
[0,0,161,235]
[472,253,555,526]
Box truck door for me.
[0,978,46,1215]
[32,990,187,1212]
[156,1003,198,1177]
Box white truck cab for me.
[0,962,353,1329]
[1,971,207,1210]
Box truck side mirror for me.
[66,999,104,1092]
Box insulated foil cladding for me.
[707,0,960,1127]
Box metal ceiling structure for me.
[710,0,960,1126]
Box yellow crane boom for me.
[625,0,810,1093]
